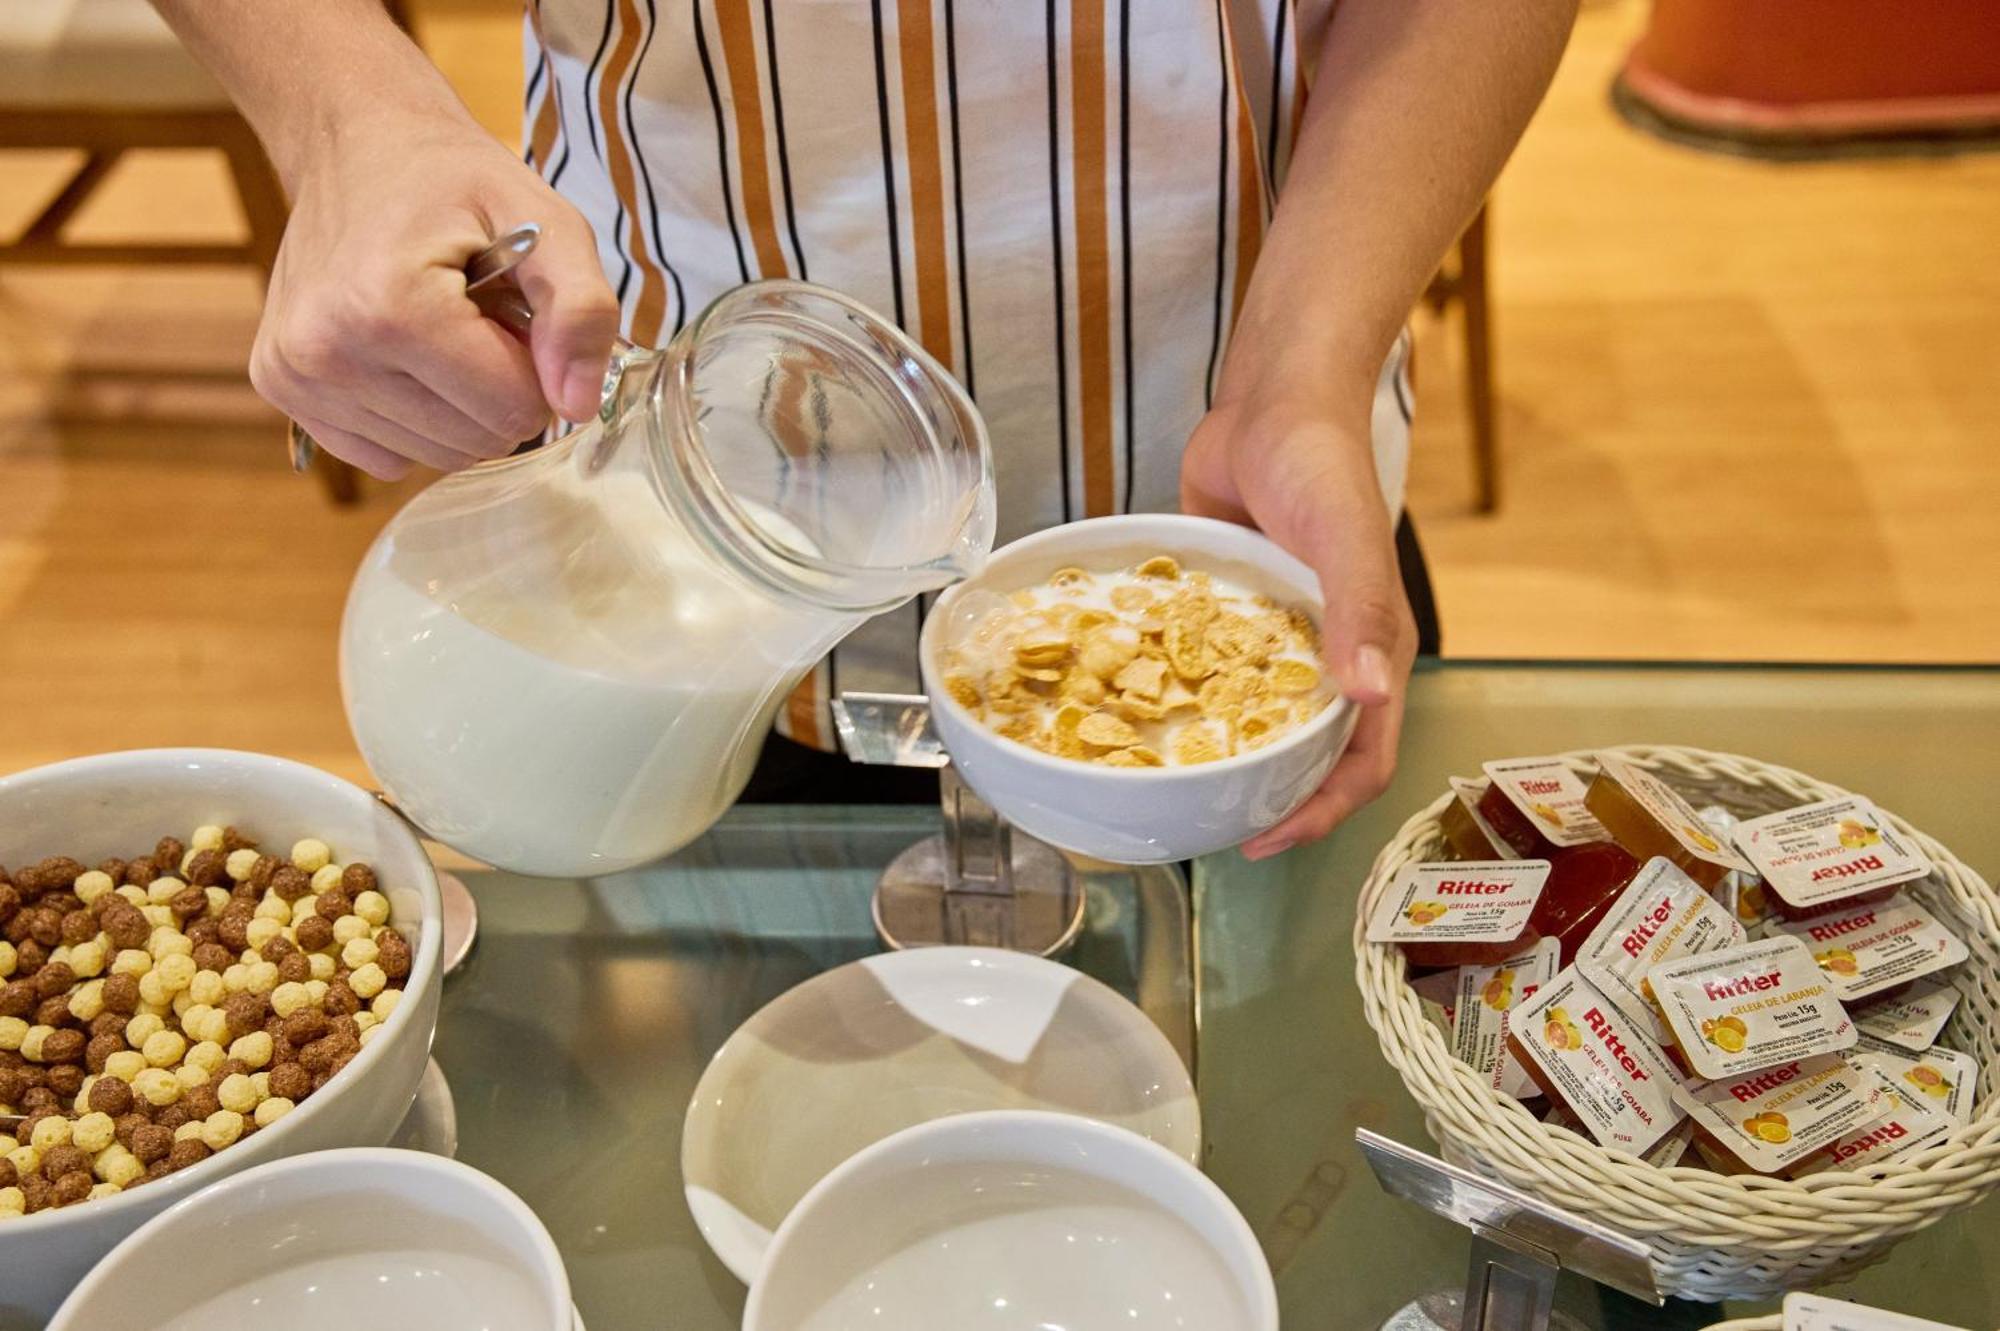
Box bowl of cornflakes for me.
[919,514,1357,863]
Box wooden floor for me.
[2,0,1996,782]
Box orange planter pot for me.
[1619,0,2000,146]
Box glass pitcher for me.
[339,282,994,877]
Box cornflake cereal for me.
[0,828,410,1217]
[936,556,1332,766]
[1648,936,1855,1080]
[1672,1053,1884,1174]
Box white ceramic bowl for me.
[920,514,1359,863]
[0,750,443,1329]
[48,1147,568,1331]
[743,1109,1278,1331]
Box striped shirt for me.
[524,0,1412,749]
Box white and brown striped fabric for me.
[524,0,1412,750]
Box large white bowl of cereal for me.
[920,514,1358,864]
[0,749,442,1329]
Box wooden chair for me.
[0,0,361,504]
[1422,202,1498,513]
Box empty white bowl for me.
[48,1148,570,1330]
[920,514,1358,863]
[743,1110,1278,1331]
[0,750,443,1329]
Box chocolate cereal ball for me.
[89,1075,135,1116]
[167,1137,210,1171]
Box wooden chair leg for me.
[220,119,362,507]
[1459,203,1498,514]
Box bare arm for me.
[1184,0,1576,855]
[152,0,616,477]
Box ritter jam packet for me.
[1853,1044,1980,1126]
[1649,936,1855,1080]
[1445,777,1523,860]
[1410,967,1461,1041]
[1510,968,1685,1156]
[1576,857,1748,1040]
[1732,796,1933,912]
[1852,977,1961,1052]
[1793,1065,1954,1176]
[1671,1053,1884,1174]
[1451,938,1559,1099]
[1480,757,1607,848]
[1783,1292,1969,1331]
[1365,860,1553,944]
[1591,752,1754,877]
[1770,899,1970,1002]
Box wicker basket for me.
[1354,745,2000,1303]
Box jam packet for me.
[1451,938,1559,1099]
[1368,860,1553,967]
[1649,936,1855,1080]
[1732,796,1933,914]
[1576,857,1748,1040]
[1853,1044,1979,1126]
[1671,1053,1884,1174]
[1793,1065,1954,1176]
[1410,967,1462,1042]
[1852,977,1961,1052]
[1782,1292,1967,1331]
[1770,899,1969,1002]
[1440,777,1521,861]
[1543,1101,1693,1168]
[1509,968,1685,1156]
[1586,754,1754,889]
[1482,757,1607,848]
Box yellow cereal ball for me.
[67,979,106,1023]
[370,988,402,1022]
[94,1143,144,1187]
[353,890,391,927]
[189,970,225,1007]
[348,963,387,1001]
[340,936,379,970]
[0,1017,27,1052]
[5,1145,39,1176]
[244,962,280,996]
[103,1050,146,1083]
[310,863,345,894]
[87,1182,121,1201]
[114,884,148,908]
[358,1023,383,1048]
[125,1012,165,1048]
[204,886,231,917]
[133,1067,183,1106]
[171,990,197,1019]
[307,954,335,983]
[141,905,173,930]
[0,1186,24,1214]
[67,939,108,980]
[147,926,193,961]
[137,971,170,1009]
[19,1026,51,1063]
[253,1097,296,1129]
[352,1011,379,1033]
[303,979,330,1007]
[201,1110,245,1151]
[225,848,262,882]
[0,940,15,979]
[253,894,290,923]
[270,982,312,1019]
[246,918,283,952]
[290,839,333,873]
[186,1039,226,1073]
[239,947,262,966]
[218,1072,259,1114]
[250,1069,271,1097]
[175,1063,210,1090]
[0,1134,15,1153]
[332,915,370,947]
[74,869,115,903]
[222,963,250,994]
[199,1009,233,1045]
[155,952,197,995]
[48,945,71,969]
[71,1112,115,1154]
[111,948,152,978]
[228,1030,274,1070]
[29,1115,72,1152]
[191,824,226,852]
[147,876,184,906]
[173,1121,205,1143]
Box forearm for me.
[1225,0,1576,404]
[150,0,476,191]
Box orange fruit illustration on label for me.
[1404,900,1450,927]
[1482,968,1516,1011]
[1736,882,1768,923]
[1700,1015,1749,1054]
[1742,1111,1791,1144]
[1684,824,1721,853]
[1542,1006,1582,1050]
[1815,947,1859,976]
[1837,818,1881,850]
[1906,1066,1953,1098]
[1530,801,1562,828]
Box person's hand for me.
[252,107,618,480]
[1180,384,1415,859]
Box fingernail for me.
[1351,645,1392,701]
[562,365,604,420]
[1244,839,1294,862]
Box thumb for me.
[511,207,620,421]
[1305,506,1406,709]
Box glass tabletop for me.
[1194,661,2000,1330]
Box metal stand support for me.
[831,691,1086,956]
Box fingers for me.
[290,415,414,483]
[382,320,552,447]
[511,204,620,421]
[1241,692,1406,859]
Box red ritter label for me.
[1481,757,1608,848]
[1366,860,1553,944]
[1577,857,1746,1039]
[1731,796,1933,911]
[1511,968,1684,1156]
[1648,936,1855,1081]
[1771,898,1969,1002]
